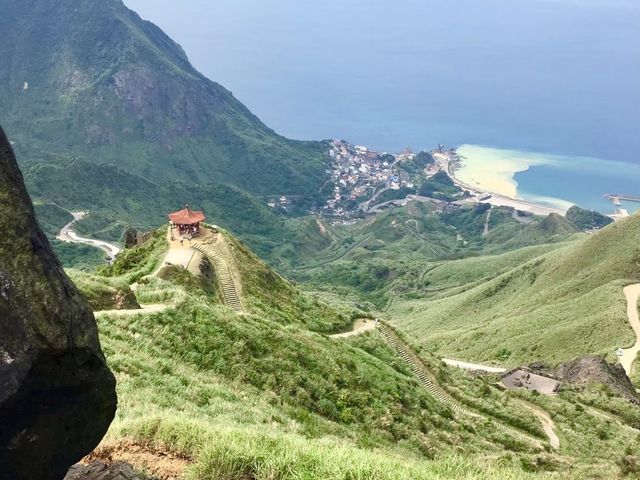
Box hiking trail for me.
[441,358,507,374]
[620,284,640,376]
[330,318,377,338]
[94,303,170,317]
[331,320,557,449]
[192,235,245,313]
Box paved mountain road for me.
[57,211,122,260]
[441,358,507,374]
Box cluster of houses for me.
[267,196,290,209]
[321,140,416,217]
[263,140,457,219]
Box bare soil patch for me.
[83,441,190,480]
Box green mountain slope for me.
[24,156,291,256]
[389,213,640,365]
[0,0,329,198]
[68,225,640,479]
[283,202,581,306]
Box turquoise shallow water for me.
[515,160,640,214]
[456,145,640,214]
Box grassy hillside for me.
[389,213,640,366]
[91,233,536,475]
[71,227,640,479]
[67,270,139,311]
[24,157,291,257]
[283,202,581,307]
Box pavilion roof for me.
[168,206,206,225]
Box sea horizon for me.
[124,0,639,162]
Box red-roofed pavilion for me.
[168,205,206,236]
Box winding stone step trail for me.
[377,325,549,449]
[192,242,244,312]
[379,325,475,415]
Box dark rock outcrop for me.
[65,462,151,480]
[122,228,153,249]
[554,356,639,405]
[0,127,117,480]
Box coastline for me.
[444,145,640,218]
[432,150,568,217]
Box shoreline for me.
[432,150,568,217]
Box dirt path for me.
[442,358,507,374]
[620,284,640,376]
[57,211,122,260]
[94,227,209,316]
[83,441,189,480]
[513,399,560,449]
[330,318,377,338]
[482,207,492,238]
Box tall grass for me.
[91,221,639,479]
[119,416,542,480]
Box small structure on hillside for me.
[500,368,561,395]
[168,205,206,236]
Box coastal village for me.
[317,140,463,217]
[266,140,412,216]
[322,140,415,215]
[266,138,637,221]
[267,139,463,218]
[263,140,447,217]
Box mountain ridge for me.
[0,0,329,198]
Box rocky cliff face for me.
[0,127,117,480]
[555,356,639,405]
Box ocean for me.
[456,145,640,214]
[125,0,640,212]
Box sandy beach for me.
[455,145,546,199]
[433,149,569,216]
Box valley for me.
[57,211,122,261]
[37,185,640,478]
[0,1,639,479]
[59,214,640,479]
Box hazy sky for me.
[122,0,640,162]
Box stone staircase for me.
[378,324,545,449]
[192,242,244,312]
[378,324,472,415]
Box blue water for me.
[516,161,640,214]
[125,0,640,209]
